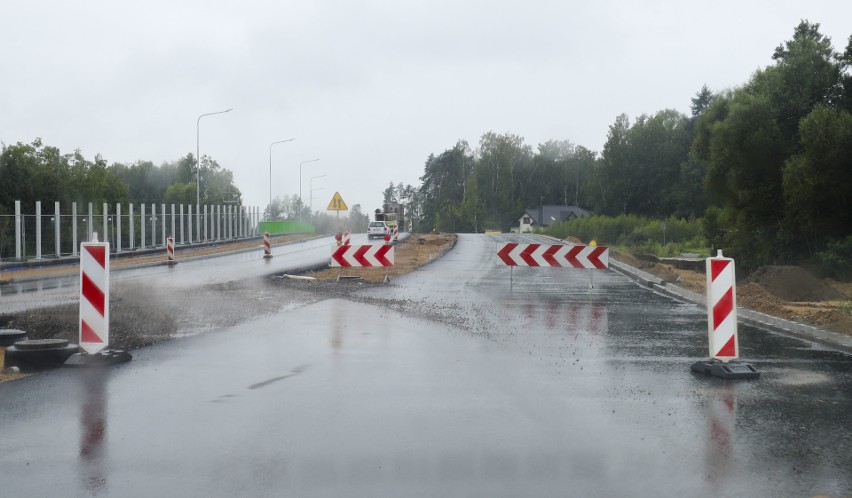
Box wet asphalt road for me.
[0,234,370,313]
[1,234,850,497]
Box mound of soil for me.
[744,266,841,302]
[735,281,844,325]
[738,282,785,315]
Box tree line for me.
[396,21,851,271]
[0,139,243,212]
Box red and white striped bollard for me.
[167,236,177,265]
[708,250,737,360]
[690,250,758,379]
[65,232,132,366]
[79,234,110,354]
[263,232,272,259]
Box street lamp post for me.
[269,138,295,220]
[309,174,327,219]
[299,158,320,224]
[196,108,233,243]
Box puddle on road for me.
[766,368,832,386]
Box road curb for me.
[540,232,850,351]
[609,258,852,352]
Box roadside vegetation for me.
[544,215,707,259]
[382,21,850,279]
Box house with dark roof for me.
[517,205,592,233]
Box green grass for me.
[543,214,710,258]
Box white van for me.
[367,221,389,239]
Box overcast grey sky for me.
[2,0,850,214]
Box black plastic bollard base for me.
[0,329,28,347]
[691,359,759,379]
[5,342,79,371]
[64,350,132,368]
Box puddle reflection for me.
[499,299,609,337]
[704,383,737,490]
[78,370,110,495]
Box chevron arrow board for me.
[497,243,608,269]
[331,244,394,267]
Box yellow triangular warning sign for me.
[327,192,348,211]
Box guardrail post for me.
[140,204,146,248]
[151,203,156,247]
[35,201,42,260]
[161,204,166,247]
[129,203,135,250]
[88,202,94,242]
[72,202,78,256]
[116,203,122,252]
[103,202,109,248]
[14,200,22,260]
[55,201,61,257]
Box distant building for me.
[517,205,592,233]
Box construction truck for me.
[375,205,403,230]
[374,209,398,229]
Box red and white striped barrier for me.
[690,250,757,378]
[167,236,176,264]
[331,244,394,267]
[80,235,109,354]
[343,231,351,246]
[263,232,272,258]
[393,225,399,241]
[707,250,737,360]
[497,243,608,269]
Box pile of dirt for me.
[737,282,788,318]
[610,250,651,270]
[744,265,841,302]
[653,264,682,285]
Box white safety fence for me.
[0,200,263,262]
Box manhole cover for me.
[0,329,28,347]
[13,339,70,350]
